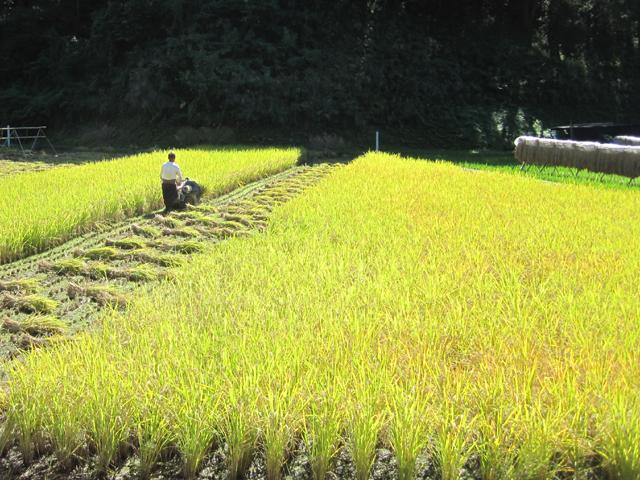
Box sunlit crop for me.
[0,147,299,263]
[4,153,640,479]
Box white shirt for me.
[161,161,183,182]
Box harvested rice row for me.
[67,283,128,309]
[0,147,300,264]
[39,258,160,282]
[0,279,39,294]
[78,246,185,268]
[105,234,203,261]
[0,163,337,360]
[2,316,67,336]
[0,293,58,315]
[157,167,331,239]
[131,224,162,238]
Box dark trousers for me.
[162,182,178,211]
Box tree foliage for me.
[1,0,639,146]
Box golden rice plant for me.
[0,147,300,263]
[4,153,640,479]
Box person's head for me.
[168,152,176,162]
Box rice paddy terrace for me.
[0,165,334,362]
[0,151,638,480]
[0,147,299,263]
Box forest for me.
[1,0,639,147]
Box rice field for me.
[0,150,131,178]
[0,147,300,263]
[0,165,332,362]
[3,152,639,479]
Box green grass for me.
[4,154,640,479]
[396,148,640,189]
[0,147,300,263]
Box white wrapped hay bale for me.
[514,136,640,178]
[614,136,640,146]
[514,137,557,166]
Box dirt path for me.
[0,164,336,362]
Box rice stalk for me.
[0,278,39,294]
[1,293,58,314]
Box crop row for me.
[3,153,640,479]
[0,147,300,264]
[0,166,330,362]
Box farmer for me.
[160,151,183,212]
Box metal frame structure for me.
[0,125,57,155]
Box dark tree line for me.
[1,0,639,147]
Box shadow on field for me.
[299,146,515,168]
[387,148,516,167]
[0,148,143,178]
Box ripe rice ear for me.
[0,279,39,294]
[1,294,58,314]
[39,258,85,275]
[124,249,185,268]
[152,240,206,255]
[222,213,254,228]
[105,237,147,250]
[3,316,67,336]
[67,283,127,309]
[121,264,160,282]
[161,227,201,238]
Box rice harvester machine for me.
[177,178,203,207]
